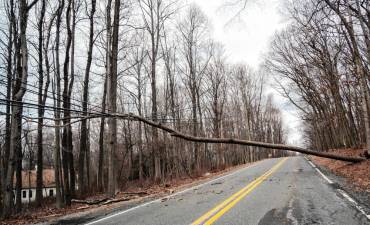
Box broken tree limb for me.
[71,198,109,205]
[72,196,133,205]
[120,113,366,163]
[118,191,148,195]
[102,197,130,205]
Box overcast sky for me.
[192,0,303,145]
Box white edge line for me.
[304,157,332,183]
[304,156,316,168]
[308,161,316,168]
[314,168,334,184]
[84,160,265,225]
[337,189,370,220]
[304,157,369,221]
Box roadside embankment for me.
[310,148,369,193]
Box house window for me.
[22,190,26,198]
[49,189,54,197]
[29,190,32,198]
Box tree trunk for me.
[2,0,14,216]
[98,77,107,192]
[62,0,73,206]
[52,0,64,209]
[68,0,77,198]
[3,0,29,216]
[107,0,120,197]
[137,70,144,181]
[79,0,96,197]
[86,121,91,189]
[53,0,64,209]
[36,0,46,206]
[151,47,161,181]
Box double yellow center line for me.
[191,158,288,225]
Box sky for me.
[192,0,303,145]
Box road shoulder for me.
[304,156,370,221]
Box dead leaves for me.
[311,148,370,193]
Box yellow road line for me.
[190,167,274,225]
[191,158,287,225]
[203,159,287,224]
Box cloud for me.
[193,0,286,68]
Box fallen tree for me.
[3,98,366,163]
[120,113,366,163]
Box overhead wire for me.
[0,75,107,113]
[0,77,246,123]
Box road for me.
[84,157,369,225]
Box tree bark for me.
[98,77,107,192]
[1,0,14,216]
[62,0,73,206]
[79,0,96,197]
[53,0,64,209]
[36,0,46,206]
[3,0,30,216]
[107,0,120,197]
[68,0,77,199]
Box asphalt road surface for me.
[84,157,369,225]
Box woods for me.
[267,0,370,155]
[0,0,288,218]
[0,0,368,220]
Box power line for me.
[1,75,236,119]
[0,99,240,124]
[0,79,252,123]
[0,80,194,121]
[0,75,107,113]
[0,98,105,117]
[0,75,134,113]
[0,79,101,112]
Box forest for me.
[0,0,287,218]
[0,0,369,220]
[267,0,370,154]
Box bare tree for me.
[205,45,227,168]
[61,0,74,205]
[79,0,96,197]
[267,0,370,155]
[53,0,65,209]
[1,0,15,216]
[97,76,107,192]
[177,4,210,172]
[35,0,48,207]
[139,0,176,181]
[107,0,120,197]
[3,0,36,217]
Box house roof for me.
[14,169,56,189]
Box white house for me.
[14,169,56,203]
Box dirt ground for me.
[310,148,370,193]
